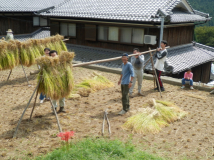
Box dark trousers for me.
[121,84,130,112]
[156,69,163,88]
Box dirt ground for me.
[0,65,214,160]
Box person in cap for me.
[5,29,14,41]
[118,53,134,115]
[154,40,168,92]
[129,48,144,97]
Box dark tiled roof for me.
[0,0,65,12]
[0,27,50,41]
[39,0,210,23]
[67,42,214,74]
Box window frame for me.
[59,22,76,38]
[33,16,49,27]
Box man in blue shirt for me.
[118,53,134,115]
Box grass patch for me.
[35,138,163,160]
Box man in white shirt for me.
[154,40,168,92]
[129,48,144,97]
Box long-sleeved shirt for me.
[154,49,168,71]
[131,55,144,70]
[121,62,134,84]
[184,72,193,79]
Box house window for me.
[132,28,144,44]
[33,17,48,26]
[40,17,48,26]
[120,27,132,43]
[85,24,96,41]
[68,23,76,37]
[60,23,76,37]
[108,27,119,41]
[60,23,68,36]
[98,26,108,41]
[33,17,40,26]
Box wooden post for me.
[19,57,30,86]
[49,99,62,133]
[149,48,156,88]
[7,69,12,81]
[149,49,162,98]
[13,76,42,138]
[29,82,41,120]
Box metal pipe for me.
[159,16,165,48]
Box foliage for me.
[36,51,75,100]
[195,26,214,47]
[122,99,187,134]
[188,0,214,26]
[35,138,163,160]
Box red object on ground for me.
[57,131,74,141]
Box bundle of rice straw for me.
[76,72,114,91]
[0,40,20,70]
[122,99,187,134]
[0,34,68,69]
[122,108,168,134]
[36,51,75,100]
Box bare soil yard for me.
[0,65,214,160]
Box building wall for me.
[0,16,40,35]
[163,26,194,47]
[50,20,194,52]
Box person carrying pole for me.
[129,48,144,97]
[154,40,168,92]
[49,50,66,113]
[118,53,134,115]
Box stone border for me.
[73,61,212,92]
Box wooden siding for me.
[163,26,194,47]
[50,20,194,52]
[0,16,40,35]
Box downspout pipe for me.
[159,16,165,48]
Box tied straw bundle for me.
[122,99,187,134]
[36,51,75,100]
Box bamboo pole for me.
[149,49,162,98]
[149,49,156,88]
[29,81,41,120]
[13,76,42,138]
[7,69,12,81]
[50,99,62,133]
[73,46,170,67]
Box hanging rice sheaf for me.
[0,34,68,69]
[0,40,20,71]
[36,51,75,100]
[122,99,187,134]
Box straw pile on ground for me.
[0,34,67,70]
[36,51,74,100]
[122,99,187,134]
[69,72,114,97]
